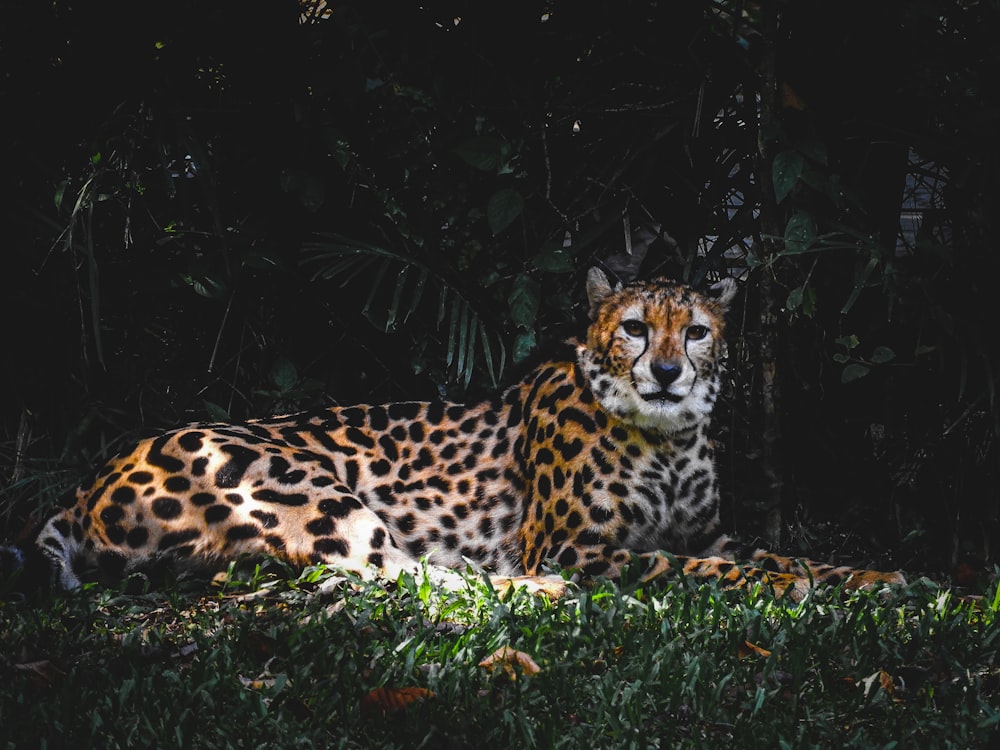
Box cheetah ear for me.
[586,267,622,318]
[705,277,738,311]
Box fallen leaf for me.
[859,669,896,698]
[478,646,542,680]
[880,670,896,696]
[360,687,434,717]
[738,640,772,660]
[15,659,66,688]
[239,674,278,691]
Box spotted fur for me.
[32,268,904,597]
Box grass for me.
[2,567,999,749]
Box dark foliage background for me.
[2,0,997,579]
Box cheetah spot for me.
[151,496,183,520]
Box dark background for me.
[2,0,997,581]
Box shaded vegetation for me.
[2,2,999,584]
[2,571,1000,748]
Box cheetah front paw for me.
[488,574,575,600]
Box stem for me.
[208,290,235,375]
[757,275,784,545]
[755,3,785,545]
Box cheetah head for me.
[578,267,738,434]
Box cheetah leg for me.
[651,553,812,600]
[528,543,813,600]
[630,551,813,600]
[746,550,907,590]
[692,535,906,592]
[276,500,565,597]
[274,500,440,584]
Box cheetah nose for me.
[651,361,683,388]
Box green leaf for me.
[800,284,817,317]
[453,136,503,171]
[270,357,298,391]
[190,274,228,299]
[455,299,471,379]
[840,255,878,314]
[783,283,816,316]
[487,188,524,235]
[437,284,449,327]
[532,244,574,273]
[385,265,411,331]
[841,363,871,383]
[832,353,849,363]
[508,273,540,329]
[479,324,505,387]
[513,329,536,362]
[54,179,70,211]
[870,346,896,364]
[772,150,804,204]
[786,286,804,311]
[782,212,817,254]
[835,334,860,350]
[202,400,230,421]
[446,294,461,368]
[324,129,353,169]
[404,268,428,324]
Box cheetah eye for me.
[686,324,709,341]
[622,320,647,337]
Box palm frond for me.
[302,234,505,389]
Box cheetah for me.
[22,268,905,598]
